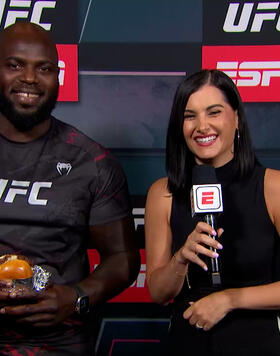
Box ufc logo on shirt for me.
[0,0,56,30]
[224,2,280,32]
[0,179,52,206]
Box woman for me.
[145,69,280,355]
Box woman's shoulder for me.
[147,177,170,197]
[145,177,172,224]
[264,168,280,189]
[146,177,172,210]
[264,168,280,224]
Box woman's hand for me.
[183,290,233,331]
[176,221,223,271]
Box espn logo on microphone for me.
[191,184,223,216]
[202,45,280,102]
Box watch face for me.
[77,295,90,315]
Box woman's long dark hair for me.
[166,69,256,195]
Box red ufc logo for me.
[201,192,214,205]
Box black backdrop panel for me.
[79,0,202,71]
[203,0,280,45]
[79,42,201,72]
[0,0,79,43]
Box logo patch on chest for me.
[56,162,72,176]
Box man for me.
[0,22,140,355]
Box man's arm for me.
[77,214,141,304]
[0,215,140,327]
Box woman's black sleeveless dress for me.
[169,161,280,355]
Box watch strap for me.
[72,284,86,298]
[72,285,90,314]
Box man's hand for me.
[0,283,77,328]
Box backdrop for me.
[3,0,280,355]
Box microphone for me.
[190,165,223,286]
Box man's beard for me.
[0,88,58,132]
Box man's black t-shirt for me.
[0,118,131,354]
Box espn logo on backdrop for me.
[202,45,280,102]
[88,249,152,303]
[191,184,223,216]
[56,45,78,102]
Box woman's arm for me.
[145,178,183,304]
[183,168,280,330]
[231,168,280,310]
[234,169,280,309]
[183,280,280,331]
[145,178,222,304]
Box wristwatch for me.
[73,285,90,315]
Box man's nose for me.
[20,66,38,84]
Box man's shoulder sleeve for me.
[89,149,132,226]
[53,119,132,225]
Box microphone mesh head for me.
[192,165,217,185]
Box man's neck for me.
[0,115,51,142]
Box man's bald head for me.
[0,22,58,65]
[0,21,59,133]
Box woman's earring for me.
[237,129,240,140]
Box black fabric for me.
[0,117,131,354]
[169,160,280,355]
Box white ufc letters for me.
[217,61,280,86]
[223,2,280,32]
[0,179,52,206]
[0,0,56,30]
